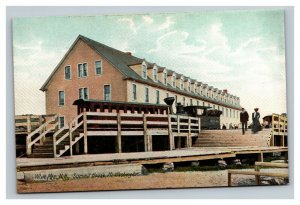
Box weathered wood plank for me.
[228,170,288,178]
[255,162,288,168]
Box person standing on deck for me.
[240,108,249,134]
[252,108,261,133]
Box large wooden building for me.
[41,35,242,129]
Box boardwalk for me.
[16,146,287,170]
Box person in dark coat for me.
[240,108,249,134]
[252,108,261,133]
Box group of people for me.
[240,107,261,134]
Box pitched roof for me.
[39,35,241,110]
[41,35,144,91]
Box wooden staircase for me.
[26,113,84,158]
[28,135,69,158]
[193,129,272,147]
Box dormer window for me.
[142,62,147,79]
[153,66,158,82]
[172,74,176,87]
[187,80,191,92]
[163,70,167,85]
[180,77,184,90]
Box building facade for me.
[41,35,242,128]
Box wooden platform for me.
[194,129,272,147]
[16,146,287,171]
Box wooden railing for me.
[54,113,84,157]
[52,112,201,157]
[271,114,288,146]
[15,114,56,134]
[26,114,59,155]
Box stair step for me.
[33,148,53,153]
[28,153,54,158]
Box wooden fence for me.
[270,114,288,147]
[52,112,201,157]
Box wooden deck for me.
[16,146,288,171]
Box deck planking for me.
[16,146,287,170]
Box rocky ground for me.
[17,168,288,193]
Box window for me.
[222,107,224,116]
[183,97,186,106]
[180,78,184,90]
[58,91,65,106]
[188,81,191,92]
[145,87,149,103]
[197,101,199,106]
[153,67,158,81]
[79,88,88,99]
[163,71,167,85]
[142,63,147,79]
[78,63,88,77]
[172,75,176,87]
[59,116,65,128]
[156,90,160,104]
[213,105,215,109]
[132,84,137,101]
[166,93,169,98]
[194,84,197,94]
[175,95,177,104]
[226,108,228,117]
[104,85,111,101]
[190,99,193,106]
[95,61,102,75]
[64,66,71,80]
[200,90,203,95]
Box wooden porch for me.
[23,112,201,158]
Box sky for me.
[13,9,287,118]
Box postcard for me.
[13,9,288,193]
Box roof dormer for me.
[176,75,184,90]
[184,77,191,92]
[141,61,147,79]
[167,70,176,88]
[157,67,167,85]
[191,80,197,94]
[146,63,158,82]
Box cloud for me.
[158,16,175,30]
[146,21,286,118]
[118,18,137,33]
[13,13,286,118]
[13,40,67,114]
[142,16,153,24]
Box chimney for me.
[223,89,228,94]
[126,52,132,56]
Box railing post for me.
[168,114,174,150]
[187,116,191,148]
[26,115,31,134]
[271,114,275,146]
[53,132,57,158]
[177,115,181,149]
[143,114,148,151]
[26,137,32,155]
[198,117,201,133]
[116,113,122,153]
[69,122,73,156]
[83,112,88,154]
